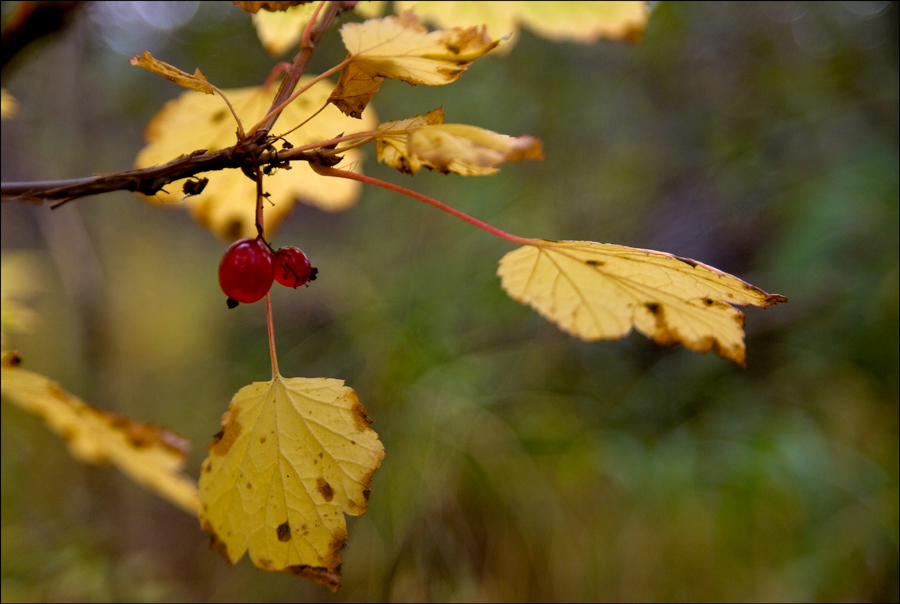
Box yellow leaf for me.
[134,80,377,240]
[393,1,649,49]
[353,1,387,19]
[375,107,445,174]
[129,50,215,95]
[497,241,787,366]
[375,108,543,175]
[198,376,384,590]
[0,352,200,515]
[329,11,503,117]
[516,1,649,44]
[250,3,318,56]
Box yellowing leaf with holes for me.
[329,11,503,118]
[0,351,200,515]
[393,1,649,50]
[135,79,377,240]
[497,241,787,366]
[130,51,215,94]
[198,376,384,591]
[375,107,543,175]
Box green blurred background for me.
[2,1,897,601]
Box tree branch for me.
[0,133,318,205]
[256,1,349,136]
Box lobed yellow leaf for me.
[375,107,543,175]
[497,241,787,366]
[134,80,377,240]
[0,352,200,515]
[129,51,215,95]
[198,376,384,590]
[329,11,503,117]
[394,1,649,49]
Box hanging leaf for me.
[0,352,200,515]
[497,240,787,366]
[329,11,503,118]
[130,51,216,95]
[375,107,543,175]
[198,376,384,590]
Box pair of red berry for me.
[218,238,316,307]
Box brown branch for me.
[0,134,320,205]
[256,1,350,135]
[2,1,359,207]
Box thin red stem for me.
[266,291,280,379]
[310,163,540,247]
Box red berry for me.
[274,246,313,288]
[218,238,275,304]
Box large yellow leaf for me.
[329,11,503,118]
[0,351,200,515]
[135,80,377,240]
[198,376,384,590]
[375,107,543,175]
[394,1,649,49]
[497,241,787,366]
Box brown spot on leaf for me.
[283,564,342,592]
[317,478,334,502]
[276,521,291,542]
[348,391,374,430]
[1,351,22,367]
[436,66,465,79]
[259,436,266,443]
[585,259,605,267]
[644,302,681,347]
[210,408,242,456]
[256,557,274,570]
[211,109,227,123]
[201,519,234,563]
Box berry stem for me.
[266,291,280,379]
[309,163,541,247]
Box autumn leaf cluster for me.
[1,0,787,592]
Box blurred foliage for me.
[2,1,898,602]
